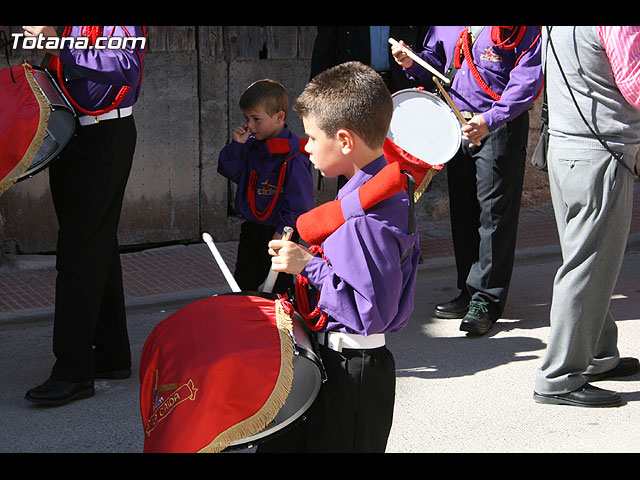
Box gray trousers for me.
[534,142,637,394]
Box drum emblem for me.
[257,179,284,196]
[480,47,502,63]
[144,371,199,437]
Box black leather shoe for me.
[533,383,622,407]
[434,292,470,319]
[459,300,493,335]
[585,357,640,382]
[25,378,95,406]
[94,368,132,380]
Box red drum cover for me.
[139,294,295,453]
[0,63,49,194]
[383,137,443,199]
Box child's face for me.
[302,115,346,178]
[242,107,285,140]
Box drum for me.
[14,65,76,182]
[139,292,324,453]
[226,298,324,450]
[387,88,461,167]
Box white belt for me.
[317,331,385,352]
[78,106,133,126]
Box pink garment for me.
[599,26,640,109]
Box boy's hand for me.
[233,122,251,143]
[268,240,314,275]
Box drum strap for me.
[400,170,415,262]
[445,26,485,86]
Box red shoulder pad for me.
[266,138,290,154]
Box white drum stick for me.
[388,37,450,85]
[261,226,294,294]
[202,232,241,292]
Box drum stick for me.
[431,76,467,125]
[388,38,450,85]
[202,232,241,293]
[261,226,294,294]
[432,76,482,146]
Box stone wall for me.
[0,26,549,256]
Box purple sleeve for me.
[481,27,543,130]
[58,26,144,87]
[217,140,247,184]
[403,26,456,82]
[404,26,543,131]
[301,214,412,335]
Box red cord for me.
[295,245,329,331]
[247,158,288,222]
[454,26,540,102]
[246,148,307,222]
[455,28,501,101]
[490,26,526,50]
[53,26,146,117]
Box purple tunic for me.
[405,26,543,131]
[301,156,420,336]
[57,26,145,112]
[218,127,315,234]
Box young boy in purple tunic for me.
[258,61,421,452]
[218,79,314,293]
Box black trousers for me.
[256,344,396,453]
[447,113,528,320]
[234,220,294,295]
[48,116,136,382]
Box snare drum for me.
[387,88,462,166]
[15,65,76,182]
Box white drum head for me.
[387,89,461,166]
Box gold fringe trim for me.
[414,168,439,202]
[198,298,295,453]
[0,63,50,196]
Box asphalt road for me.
[1,245,639,453]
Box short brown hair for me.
[239,79,289,119]
[293,61,392,149]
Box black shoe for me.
[434,292,470,319]
[585,357,640,382]
[25,378,95,406]
[533,383,622,408]
[459,300,493,335]
[94,368,132,380]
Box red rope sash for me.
[295,245,329,331]
[247,159,288,222]
[247,147,305,222]
[52,26,145,117]
[453,26,533,102]
[454,28,501,101]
